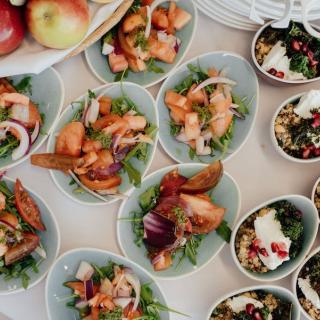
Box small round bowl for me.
[1,68,64,171]
[45,247,170,320]
[292,245,320,320]
[0,176,60,295]
[311,176,320,218]
[117,163,241,279]
[85,0,197,88]
[230,194,319,282]
[252,20,320,85]
[46,82,159,206]
[270,92,320,164]
[156,51,259,164]
[206,285,300,320]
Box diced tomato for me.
[108,53,129,74]
[160,168,187,196]
[4,232,39,265]
[98,96,112,115]
[173,7,192,30]
[148,37,176,63]
[0,212,19,228]
[91,306,99,320]
[92,114,121,130]
[165,90,187,107]
[14,179,45,231]
[141,0,154,5]
[79,174,122,191]
[152,8,169,30]
[186,84,205,104]
[181,99,193,112]
[167,104,186,123]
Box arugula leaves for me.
[216,220,232,243]
[114,69,129,82]
[13,76,32,95]
[147,58,164,74]
[174,74,194,95]
[86,127,112,149]
[111,96,137,116]
[169,120,182,136]
[290,54,317,79]
[121,160,141,187]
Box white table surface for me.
[0,10,319,320]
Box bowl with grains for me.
[271,90,320,163]
[311,177,320,219]
[230,195,318,282]
[292,246,320,320]
[206,285,300,320]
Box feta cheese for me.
[298,277,320,309]
[261,41,306,80]
[227,295,264,313]
[307,132,320,148]
[294,90,320,119]
[254,209,291,270]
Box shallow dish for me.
[270,91,320,164]
[117,163,241,279]
[311,177,320,218]
[45,247,170,320]
[252,20,320,85]
[292,245,320,320]
[156,51,259,164]
[206,285,300,320]
[46,82,158,206]
[0,68,64,171]
[0,176,60,295]
[85,0,197,88]
[231,195,319,282]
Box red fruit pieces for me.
[259,248,269,257]
[248,248,257,259]
[277,250,288,259]
[246,303,255,315]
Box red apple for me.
[26,0,90,49]
[0,0,25,55]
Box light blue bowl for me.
[0,176,60,295]
[1,68,64,171]
[85,0,197,88]
[206,285,300,320]
[45,248,170,320]
[117,163,241,279]
[231,195,319,282]
[156,51,259,164]
[46,82,159,206]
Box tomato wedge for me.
[4,232,39,266]
[0,212,19,228]
[14,179,46,231]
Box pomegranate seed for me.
[302,148,311,159]
[246,303,255,315]
[268,68,277,76]
[312,113,320,119]
[301,43,308,53]
[310,60,319,67]
[308,144,316,151]
[252,239,261,250]
[253,311,263,320]
[294,210,303,218]
[259,248,269,257]
[291,39,301,51]
[307,50,314,61]
[275,71,285,79]
[248,248,257,259]
[314,148,320,157]
[271,242,279,253]
[278,242,287,251]
[278,250,288,259]
[312,118,320,128]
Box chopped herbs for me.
[172,206,187,225]
[147,58,164,74]
[169,120,182,136]
[86,127,112,149]
[192,104,211,123]
[134,30,149,52]
[111,96,137,116]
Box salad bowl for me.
[230,194,319,282]
[85,0,197,88]
[0,176,60,295]
[311,176,320,218]
[270,91,320,164]
[117,163,241,279]
[252,20,320,85]
[45,247,170,320]
[0,68,64,171]
[206,285,300,320]
[45,82,159,206]
[156,51,259,164]
[292,245,320,320]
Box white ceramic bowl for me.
[270,91,320,164]
[206,285,300,320]
[230,194,319,282]
[251,20,320,85]
[292,245,320,320]
[311,176,320,216]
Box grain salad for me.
[274,90,320,160]
[211,290,293,320]
[314,181,320,216]
[235,200,303,273]
[297,251,320,320]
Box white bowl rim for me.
[44,247,170,320]
[0,175,61,296]
[251,20,320,84]
[84,0,198,89]
[291,245,320,320]
[230,194,319,282]
[0,67,65,172]
[270,91,320,164]
[46,81,159,206]
[156,50,260,164]
[311,176,320,208]
[117,162,242,280]
[205,284,301,320]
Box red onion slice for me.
[192,77,237,93]
[0,219,16,232]
[230,108,245,120]
[85,99,100,128]
[75,299,89,310]
[123,272,140,312]
[31,121,40,144]
[113,297,132,309]
[84,279,94,301]
[0,120,31,161]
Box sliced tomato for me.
[124,302,143,319]
[0,211,19,228]
[14,179,46,231]
[4,232,39,266]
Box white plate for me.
[195,1,259,31]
